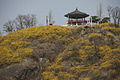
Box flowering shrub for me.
[58,72,76,80]
[88,33,102,38]
[0,24,120,80]
[42,71,58,80]
[0,25,73,64]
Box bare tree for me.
[111,7,120,26]
[23,14,37,28]
[3,14,37,32]
[3,20,15,32]
[0,30,2,35]
[117,8,120,26]
[107,6,113,22]
[15,14,37,30]
[15,15,25,30]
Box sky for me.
[0,0,120,31]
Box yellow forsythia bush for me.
[88,33,102,38]
[0,46,22,64]
[0,25,73,64]
[58,72,76,80]
[42,71,58,80]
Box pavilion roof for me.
[64,8,89,19]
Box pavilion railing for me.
[67,20,87,23]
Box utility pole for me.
[97,2,103,24]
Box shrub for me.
[42,71,58,80]
[88,33,102,38]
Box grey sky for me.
[0,0,120,30]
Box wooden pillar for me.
[84,18,85,25]
[83,18,85,25]
[68,16,70,26]
[76,19,77,26]
[68,17,70,25]
[82,18,83,25]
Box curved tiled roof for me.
[64,8,89,19]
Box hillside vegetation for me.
[0,23,120,80]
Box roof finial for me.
[76,7,78,11]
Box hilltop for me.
[0,23,120,80]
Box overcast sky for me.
[0,0,120,31]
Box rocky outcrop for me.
[0,56,52,80]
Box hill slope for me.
[0,23,120,80]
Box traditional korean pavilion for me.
[64,8,89,26]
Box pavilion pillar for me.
[68,17,70,26]
[77,19,79,26]
[70,18,72,26]
[75,19,77,26]
[84,18,85,25]
[82,18,83,25]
